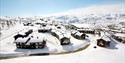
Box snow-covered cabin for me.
[51,30,71,45]
[38,27,51,33]
[14,36,46,49]
[34,20,47,27]
[71,31,88,39]
[111,33,125,43]
[97,37,111,47]
[59,34,71,45]
[23,22,33,26]
[77,28,95,34]
[71,23,95,34]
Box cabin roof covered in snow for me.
[77,28,94,31]
[75,32,83,36]
[26,37,44,45]
[101,35,111,41]
[114,33,125,38]
[14,37,29,43]
[15,33,45,43]
[51,29,71,39]
[39,26,51,30]
[71,23,95,29]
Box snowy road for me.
[0,42,124,63]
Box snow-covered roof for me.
[71,30,77,34]
[15,32,45,43]
[34,20,46,24]
[114,33,125,38]
[49,25,57,29]
[75,32,83,36]
[51,29,71,39]
[63,32,71,38]
[18,32,26,36]
[77,28,94,31]
[26,37,44,45]
[28,27,38,31]
[15,37,29,43]
[71,23,95,29]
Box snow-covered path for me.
[0,42,124,63]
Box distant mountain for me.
[49,4,125,16]
[48,4,125,25]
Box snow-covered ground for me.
[0,4,125,63]
[0,41,124,63]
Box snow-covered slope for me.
[47,4,125,16]
[46,4,125,28]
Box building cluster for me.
[14,18,71,49]
[13,17,125,49]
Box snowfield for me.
[0,4,125,63]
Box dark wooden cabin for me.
[60,37,70,45]
[97,39,110,47]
